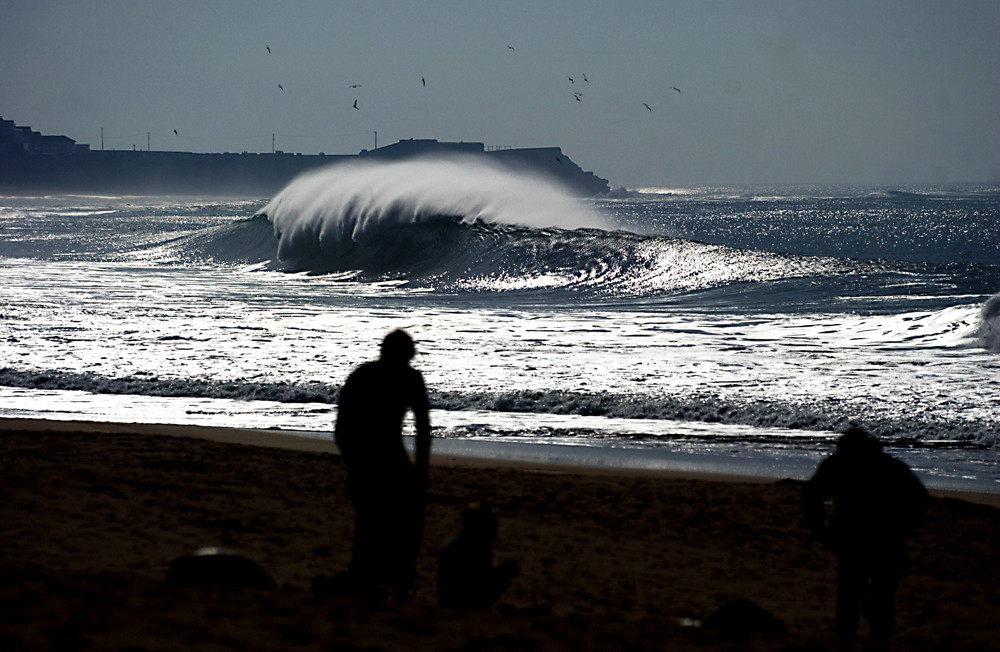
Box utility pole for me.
[374,130,377,150]
[101,127,104,151]
[147,132,150,152]
[272,133,275,153]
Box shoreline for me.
[4,416,997,507]
[4,416,999,650]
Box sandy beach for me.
[2,417,998,651]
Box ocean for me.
[2,157,998,492]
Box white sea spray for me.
[259,155,607,268]
[979,293,1000,353]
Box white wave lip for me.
[259,155,608,266]
[979,293,1000,353]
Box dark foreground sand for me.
[2,418,998,651]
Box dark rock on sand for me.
[167,547,276,590]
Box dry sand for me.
[2,417,998,651]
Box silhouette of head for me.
[836,426,882,458]
[380,329,416,364]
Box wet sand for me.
[2,418,998,651]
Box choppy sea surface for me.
[2,157,998,491]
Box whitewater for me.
[1,157,998,492]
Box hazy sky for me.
[2,1,998,187]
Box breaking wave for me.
[2,367,995,447]
[257,155,606,271]
[217,156,853,294]
[979,293,1000,353]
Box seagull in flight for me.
[421,76,426,87]
[583,74,589,84]
[266,45,270,54]
[673,87,681,93]
[173,129,178,135]
[643,102,652,112]
[568,76,574,84]
[507,45,515,51]
[278,84,284,90]
[353,99,359,110]
[350,84,362,88]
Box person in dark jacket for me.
[335,329,431,601]
[802,427,928,641]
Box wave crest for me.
[979,293,1000,352]
[258,155,607,271]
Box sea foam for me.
[2,366,995,447]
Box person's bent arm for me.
[412,373,432,489]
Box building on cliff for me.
[1,118,609,197]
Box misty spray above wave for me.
[258,155,607,272]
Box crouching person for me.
[438,505,518,609]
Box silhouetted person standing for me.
[802,427,928,641]
[335,329,431,600]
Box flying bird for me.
[583,74,589,84]
[673,87,681,93]
[643,102,652,112]
[421,76,426,87]
[278,84,284,90]
[173,129,178,135]
[353,99,359,110]
[266,45,270,54]
[507,45,515,51]
[568,76,574,84]
[350,84,362,88]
